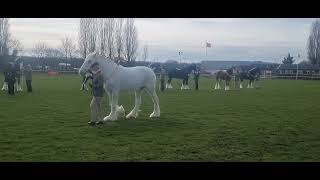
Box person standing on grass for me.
[88,63,104,126]
[1,63,10,91]
[194,69,200,90]
[159,66,166,91]
[7,63,16,95]
[24,64,33,92]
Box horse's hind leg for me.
[225,80,230,91]
[126,90,142,119]
[145,87,160,118]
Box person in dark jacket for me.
[24,64,33,92]
[159,66,166,92]
[88,63,104,125]
[7,63,16,95]
[194,69,200,90]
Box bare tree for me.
[32,42,48,59]
[88,18,97,54]
[0,18,10,55]
[97,18,116,58]
[115,18,124,61]
[282,53,295,64]
[45,47,64,58]
[79,18,98,59]
[79,18,89,59]
[61,37,76,59]
[142,44,148,61]
[123,18,138,62]
[32,42,49,68]
[8,38,23,56]
[106,18,115,58]
[307,19,320,65]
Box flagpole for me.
[205,41,207,57]
[206,46,207,57]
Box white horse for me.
[79,52,160,122]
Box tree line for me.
[78,18,141,62]
[283,19,320,66]
[0,18,23,57]
[30,18,145,68]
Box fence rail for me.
[261,74,320,80]
[26,70,320,80]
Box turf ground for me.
[0,73,320,161]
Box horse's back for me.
[118,66,156,90]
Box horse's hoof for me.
[125,110,138,119]
[126,114,137,119]
[103,115,118,121]
[96,121,104,125]
[88,121,96,126]
[149,112,160,118]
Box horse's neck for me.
[100,60,119,80]
[185,67,193,73]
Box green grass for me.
[0,73,320,161]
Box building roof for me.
[277,64,320,70]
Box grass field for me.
[0,73,320,161]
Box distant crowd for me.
[1,61,33,95]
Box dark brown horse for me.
[214,67,234,90]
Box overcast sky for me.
[10,18,316,63]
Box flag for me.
[206,42,211,48]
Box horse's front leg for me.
[184,78,190,90]
[106,90,112,107]
[103,91,119,121]
[166,78,173,89]
[1,81,8,91]
[217,80,221,89]
[247,80,252,88]
[126,90,142,119]
[105,87,125,117]
[181,79,185,90]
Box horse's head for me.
[79,51,106,76]
[186,63,197,73]
[226,67,235,75]
[149,63,161,72]
[254,67,261,80]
